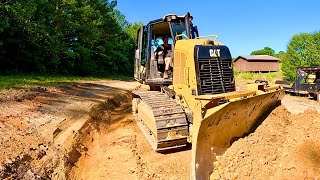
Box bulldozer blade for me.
[191,90,284,180]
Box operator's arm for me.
[155,45,164,57]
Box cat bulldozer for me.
[132,13,284,179]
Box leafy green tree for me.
[125,22,143,40]
[282,32,320,81]
[250,47,276,56]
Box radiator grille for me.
[198,57,235,95]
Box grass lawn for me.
[235,71,284,84]
[0,72,284,91]
[0,74,132,90]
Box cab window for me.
[141,30,148,65]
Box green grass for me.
[0,72,284,91]
[0,74,131,90]
[235,71,284,84]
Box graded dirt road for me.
[1,81,320,179]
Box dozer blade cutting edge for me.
[191,89,284,180]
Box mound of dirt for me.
[211,105,320,179]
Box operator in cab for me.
[155,36,173,79]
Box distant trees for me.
[281,32,320,81]
[0,0,142,76]
[250,47,276,56]
[276,51,286,59]
[250,46,286,59]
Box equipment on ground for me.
[132,13,284,179]
[276,66,320,101]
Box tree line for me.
[1,1,319,80]
[250,47,285,59]
[250,32,320,81]
[0,0,142,76]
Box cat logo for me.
[209,49,221,58]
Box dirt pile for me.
[211,105,320,179]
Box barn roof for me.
[234,55,280,62]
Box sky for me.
[116,0,320,57]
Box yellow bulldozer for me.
[132,13,284,179]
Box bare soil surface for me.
[1,80,320,179]
[0,80,140,179]
[69,93,320,180]
[69,103,191,180]
[282,95,320,114]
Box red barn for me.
[234,55,280,72]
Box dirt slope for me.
[0,81,140,179]
[212,105,320,179]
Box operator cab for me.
[134,13,199,86]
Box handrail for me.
[195,35,218,41]
[175,34,189,41]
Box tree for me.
[250,47,276,56]
[281,32,320,81]
[124,22,143,40]
[0,0,137,76]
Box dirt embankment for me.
[0,80,190,180]
[0,81,140,179]
[211,105,320,179]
